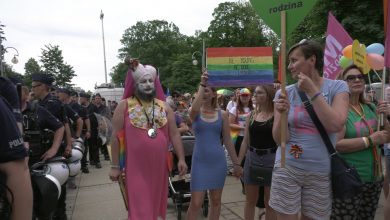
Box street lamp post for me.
[191,51,202,66]
[100,10,108,84]
[191,39,205,70]
[0,37,19,77]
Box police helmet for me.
[30,174,61,217]
[72,139,85,153]
[69,147,83,162]
[44,157,70,185]
[67,160,81,177]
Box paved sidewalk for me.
[66,159,386,220]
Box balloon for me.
[342,45,353,59]
[366,53,384,70]
[366,43,385,55]
[339,56,353,69]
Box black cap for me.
[95,93,101,98]
[79,92,90,99]
[57,87,71,95]
[31,73,54,86]
[70,91,78,97]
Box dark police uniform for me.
[0,77,22,123]
[86,101,101,167]
[32,73,68,220]
[23,101,63,166]
[70,99,89,171]
[0,97,26,163]
[57,88,81,138]
[0,97,27,219]
[23,101,64,220]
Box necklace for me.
[349,103,365,119]
[135,97,157,138]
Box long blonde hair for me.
[254,85,275,114]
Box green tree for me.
[110,62,128,86]
[0,21,5,41]
[24,58,41,87]
[163,53,201,93]
[2,63,21,78]
[40,44,76,87]
[289,0,384,46]
[206,1,273,48]
[113,20,191,86]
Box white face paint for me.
[137,74,155,94]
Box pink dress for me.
[124,97,170,220]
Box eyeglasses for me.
[344,74,364,82]
[32,84,43,88]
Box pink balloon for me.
[366,53,384,70]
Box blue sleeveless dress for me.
[191,110,227,191]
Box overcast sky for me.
[1,0,235,91]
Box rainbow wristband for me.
[367,136,374,148]
[310,92,322,102]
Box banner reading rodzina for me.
[207,47,274,87]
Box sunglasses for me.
[345,74,364,82]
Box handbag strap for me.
[297,89,336,156]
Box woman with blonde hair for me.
[331,64,389,219]
[186,71,242,220]
[238,85,277,220]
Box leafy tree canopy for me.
[23,58,41,87]
[40,44,76,87]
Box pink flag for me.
[385,0,390,68]
[323,12,353,79]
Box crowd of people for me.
[108,40,390,220]
[2,39,390,220]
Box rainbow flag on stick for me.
[117,129,126,170]
[207,47,274,87]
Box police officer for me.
[0,76,23,130]
[56,88,83,139]
[21,86,65,165]
[70,91,91,173]
[31,73,70,220]
[56,87,83,189]
[20,85,65,220]
[79,92,102,168]
[0,79,33,220]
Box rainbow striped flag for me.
[207,47,274,87]
[117,129,126,170]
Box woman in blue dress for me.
[186,71,242,220]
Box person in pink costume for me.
[109,59,187,219]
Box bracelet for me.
[310,92,322,102]
[200,83,206,88]
[367,136,374,148]
[111,165,120,169]
[362,137,369,149]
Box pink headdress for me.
[122,59,165,101]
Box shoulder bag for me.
[297,90,363,200]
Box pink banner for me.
[385,2,390,68]
[323,12,353,79]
